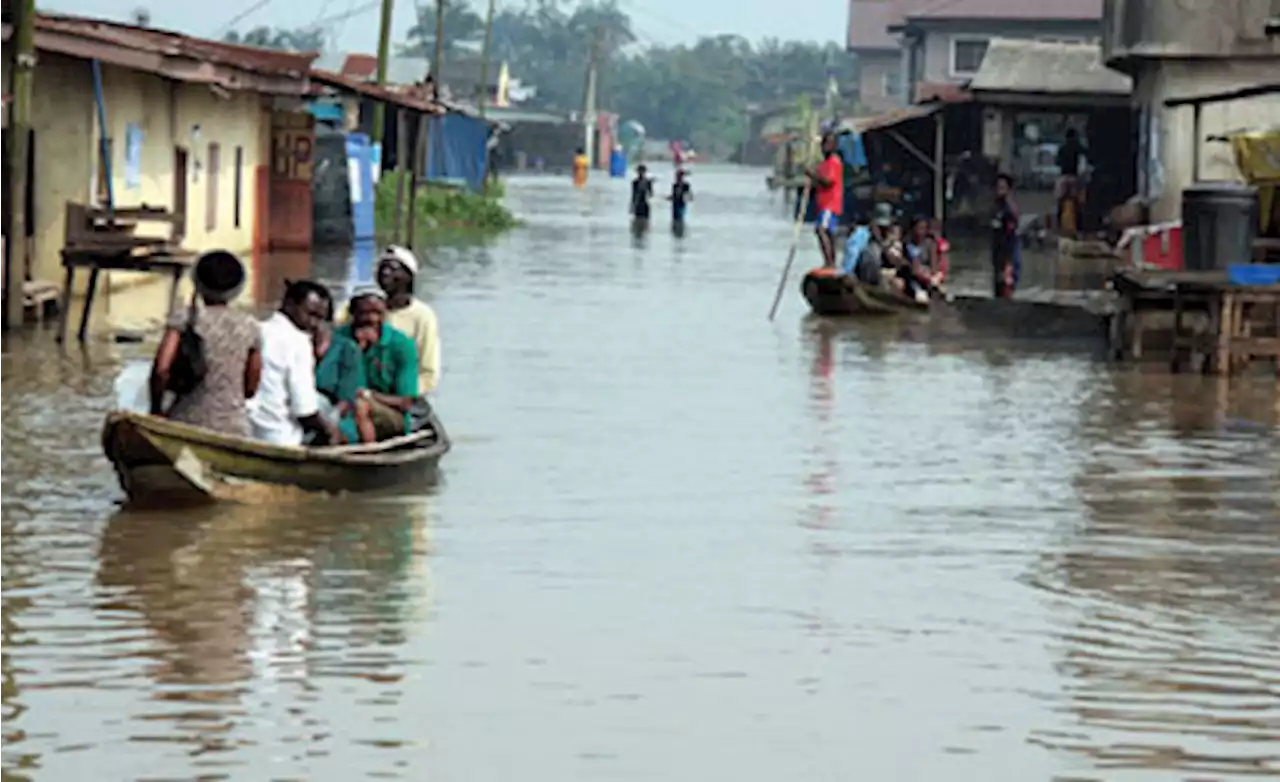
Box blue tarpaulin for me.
[839,132,867,169]
[426,113,489,191]
[345,133,376,243]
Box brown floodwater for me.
[3,166,1279,781]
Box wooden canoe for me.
[801,268,930,316]
[102,410,451,507]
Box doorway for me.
[173,146,189,241]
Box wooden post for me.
[4,0,37,330]
[1191,102,1202,183]
[406,112,428,249]
[371,0,395,145]
[933,109,945,224]
[392,108,409,242]
[432,0,446,97]
[477,0,496,118]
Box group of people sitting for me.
[844,203,951,303]
[149,245,440,447]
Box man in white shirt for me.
[248,281,340,446]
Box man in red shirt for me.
[807,132,844,268]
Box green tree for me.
[400,0,486,57]
[224,26,325,51]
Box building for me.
[3,13,317,293]
[848,0,908,113]
[1102,0,1280,221]
[890,0,1104,102]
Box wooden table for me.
[1171,277,1280,376]
[56,248,194,344]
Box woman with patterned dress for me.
[149,251,262,436]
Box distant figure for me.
[149,250,261,436]
[1056,128,1087,236]
[671,140,684,167]
[841,214,871,276]
[669,168,692,229]
[631,164,654,232]
[573,147,589,187]
[807,132,844,268]
[991,173,1021,298]
[853,203,895,286]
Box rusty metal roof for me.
[841,103,942,133]
[310,69,443,114]
[37,14,317,75]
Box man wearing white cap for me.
[375,245,440,394]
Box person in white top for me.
[248,281,341,446]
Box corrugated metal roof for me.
[310,68,443,114]
[904,0,1101,21]
[969,38,1131,95]
[848,0,904,51]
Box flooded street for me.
[3,166,1279,780]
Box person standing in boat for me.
[249,280,340,446]
[991,173,1022,298]
[807,132,844,268]
[373,246,441,395]
[149,250,261,436]
[338,290,420,441]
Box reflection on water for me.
[3,168,1279,780]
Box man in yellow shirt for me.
[374,245,441,394]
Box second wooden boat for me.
[801,267,930,316]
[102,410,451,507]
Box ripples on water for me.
[3,168,1279,780]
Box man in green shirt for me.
[336,291,419,441]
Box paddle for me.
[768,99,820,321]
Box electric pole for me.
[4,0,37,330]
[408,0,446,249]
[477,0,496,118]
[371,0,395,144]
[582,24,602,168]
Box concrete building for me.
[1102,0,1280,221]
[890,0,1104,102]
[847,0,908,114]
[3,14,316,292]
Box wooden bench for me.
[1171,277,1280,376]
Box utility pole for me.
[581,24,602,168]
[371,0,395,145]
[4,0,37,330]
[407,0,445,249]
[477,0,496,118]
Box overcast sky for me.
[45,0,848,51]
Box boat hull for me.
[102,411,450,507]
[801,269,930,316]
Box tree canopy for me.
[223,0,856,155]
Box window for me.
[883,68,904,98]
[205,142,220,231]
[233,146,243,229]
[950,37,989,76]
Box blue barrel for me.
[609,149,627,178]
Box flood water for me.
[3,166,1279,781]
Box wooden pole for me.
[407,0,446,250]
[4,0,37,330]
[768,99,818,321]
[933,109,945,224]
[392,107,409,242]
[371,0,395,145]
[477,0,496,119]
